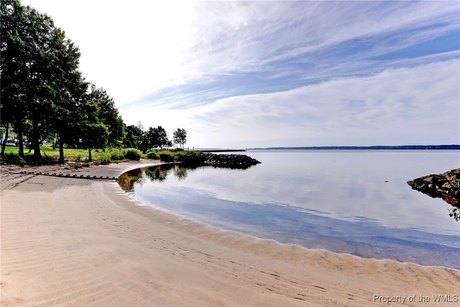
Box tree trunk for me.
[52,134,57,150]
[1,122,9,156]
[88,148,92,162]
[18,130,24,158]
[32,121,42,160]
[58,138,65,164]
[32,139,41,160]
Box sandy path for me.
[1,161,459,306]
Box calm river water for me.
[118,150,460,268]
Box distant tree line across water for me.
[252,145,460,150]
[0,0,187,163]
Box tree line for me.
[124,124,187,153]
[0,0,186,163]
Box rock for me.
[175,152,261,169]
[441,182,451,190]
[201,153,261,169]
[407,168,460,207]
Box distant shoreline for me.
[250,145,460,150]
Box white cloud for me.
[121,59,460,147]
[20,1,460,147]
[22,0,460,105]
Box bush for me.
[17,156,27,166]
[174,151,204,165]
[159,152,175,162]
[146,151,160,159]
[156,150,204,164]
[450,179,460,196]
[125,149,141,160]
[110,148,125,160]
[99,153,112,165]
[2,153,27,166]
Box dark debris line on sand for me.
[16,170,117,181]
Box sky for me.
[22,0,460,148]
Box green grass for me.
[155,149,204,164]
[1,146,202,165]
[3,145,93,160]
[2,145,142,164]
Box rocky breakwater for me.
[202,153,261,169]
[407,168,460,221]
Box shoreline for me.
[1,161,459,306]
[122,182,460,272]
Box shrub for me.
[17,156,27,166]
[156,150,204,164]
[110,148,125,160]
[146,151,160,159]
[125,149,141,160]
[99,153,112,165]
[450,179,460,196]
[2,153,27,166]
[159,152,175,162]
[175,151,204,165]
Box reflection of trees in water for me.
[118,164,207,191]
[144,164,174,182]
[174,165,189,180]
[144,164,203,182]
[118,168,143,192]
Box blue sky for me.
[24,0,460,147]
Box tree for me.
[1,2,63,160]
[1,1,126,163]
[23,6,58,160]
[141,126,169,152]
[79,100,109,161]
[0,0,29,157]
[87,85,124,148]
[173,128,187,149]
[46,27,86,163]
[123,125,143,149]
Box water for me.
[118,150,460,268]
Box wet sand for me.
[1,161,459,306]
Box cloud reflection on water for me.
[119,151,460,268]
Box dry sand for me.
[1,161,459,306]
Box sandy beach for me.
[1,161,459,306]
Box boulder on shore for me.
[407,168,460,207]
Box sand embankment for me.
[1,161,459,306]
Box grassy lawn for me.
[2,146,204,166]
[5,145,98,160]
[2,145,145,164]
